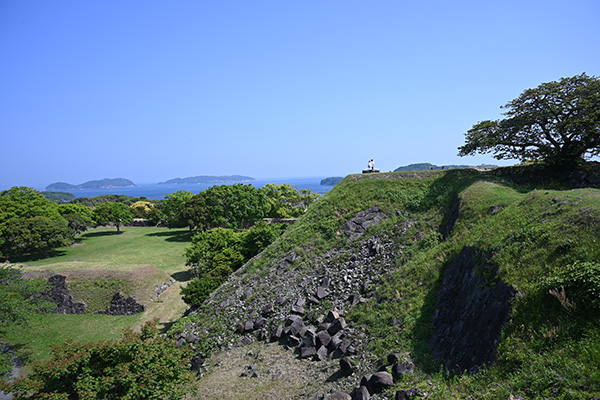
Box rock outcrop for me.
[38,275,86,314]
[101,293,145,315]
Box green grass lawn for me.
[2,227,194,369]
[3,313,140,363]
[23,226,193,276]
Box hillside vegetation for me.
[175,167,600,399]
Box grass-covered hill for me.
[174,166,600,399]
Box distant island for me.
[45,178,136,191]
[158,175,255,185]
[320,177,344,186]
[394,162,495,172]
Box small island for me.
[45,178,136,191]
[158,175,255,185]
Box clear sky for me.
[1,0,599,190]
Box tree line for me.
[0,183,318,262]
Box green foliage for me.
[240,221,287,259]
[545,261,600,313]
[458,73,600,166]
[93,202,134,232]
[129,201,161,223]
[262,183,319,218]
[161,190,194,228]
[1,320,196,399]
[71,194,142,207]
[58,203,94,236]
[41,191,76,203]
[180,277,222,307]
[181,223,286,306]
[0,266,50,328]
[0,266,51,376]
[185,184,271,230]
[1,216,71,259]
[0,187,64,223]
[184,228,243,270]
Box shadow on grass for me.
[145,230,194,243]
[80,230,122,238]
[8,249,68,263]
[171,270,193,282]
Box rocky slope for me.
[172,166,600,399]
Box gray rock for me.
[331,392,352,400]
[351,386,370,400]
[316,345,328,361]
[300,346,317,358]
[392,362,415,380]
[316,330,331,348]
[316,287,330,299]
[340,358,354,376]
[395,388,417,399]
[368,371,394,393]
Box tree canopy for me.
[93,202,133,232]
[458,73,600,166]
[0,187,72,260]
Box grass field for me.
[2,226,194,367]
[23,226,194,277]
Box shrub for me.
[180,277,222,307]
[1,320,195,399]
[545,261,600,313]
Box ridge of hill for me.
[158,175,255,185]
[171,166,600,399]
[394,162,495,171]
[45,178,136,191]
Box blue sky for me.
[1,1,599,190]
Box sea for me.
[41,177,334,200]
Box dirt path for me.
[135,281,188,331]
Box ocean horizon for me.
[36,177,334,200]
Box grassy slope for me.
[2,227,193,368]
[185,168,600,399]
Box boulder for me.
[392,362,415,380]
[368,371,394,393]
[351,386,370,400]
[340,358,354,376]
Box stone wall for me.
[430,246,516,373]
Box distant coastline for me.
[158,175,255,185]
[45,178,136,191]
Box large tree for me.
[161,190,194,228]
[93,202,133,232]
[458,73,600,166]
[0,187,70,260]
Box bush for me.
[181,277,222,307]
[1,320,195,399]
[545,261,600,313]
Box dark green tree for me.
[93,202,133,233]
[180,193,209,231]
[0,187,70,260]
[1,216,71,258]
[161,190,194,228]
[200,184,271,229]
[261,183,319,218]
[458,73,600,166]
[57,203,94,237]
